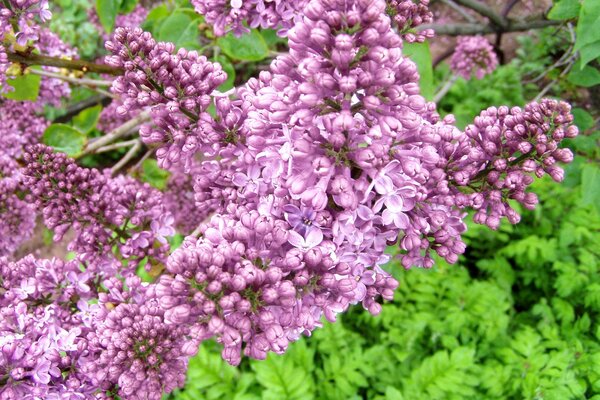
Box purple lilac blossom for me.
[387,0,434,42]
[0,45,10,94]
[0,0,51,45]
[0,177,36,257]
[0,100,47,256]
[0,256,95,398]
[105,27,227,170]
[84,300,190,399]
[163,162,211,234]
[191,0,309,36]
[22,144,175,276]
[450,35,499,80]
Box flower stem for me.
[7,51,124,75]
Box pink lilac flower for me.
[450,35,499,79]
[83,300,190,399]
[191,0,309,36]
[0,256,95,398]
[387,0,434,42]
[23,144,174,275]
[0,45,10,94]
[0,0,52,45]
[105,27,227,170]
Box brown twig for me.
[83,110,151,155]
[421,18,561,36]
[7,51,123,75]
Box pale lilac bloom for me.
[287,227,323,251]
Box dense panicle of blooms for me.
[159,206,398,365]
[0,100,48,165]
[22,144,175,275]
[0,177,36,257]
[0,255,95,398]
[191,0,309,36]
[84,294,191,399]
[386,0,434,42]
[0,0,51,45]
[105,27,227,170]
[231,0,465,270]
[443,99,577,229]
[450,35,498,79]
[0,100,46,256]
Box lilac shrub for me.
[0,0,578,397]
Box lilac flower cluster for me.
[191,0,308,36]
[444,99,577,229]
[0,0,51,45]
[105,27,227,170]
[0,255,94,398]
[387,0,434,42]
[22,144,175,275]
[0,100,47,256]
[84,299,191,399]
[0,177,36,257]
[157,206,397,365]
[450,35,498,80]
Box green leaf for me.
[548,0,581,20]
[580,163,600,212]
[402,42,434,100]
[575,0,600,67]
[217,30,269,62]
[579,42,600,69]
[572,108,595,131]
[119,0,138,13]
[567,62,600,87]
[141,159,170,190]
[72,104,102,134]
[261,29,286,48]
[215,55,235,91]
[158,11,200,48]
[95,0,121,33]
[42,124,87,157]
[1,74,42,101]
[385,387,405,400]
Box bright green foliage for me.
[140,159,170,190]
[42,123,87,157]
[216,30,270,62]
[403,43,434,100]
[72,104,102,134]
[1,73,41,101]
[169,132,600,399]
[574,0,600,67]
